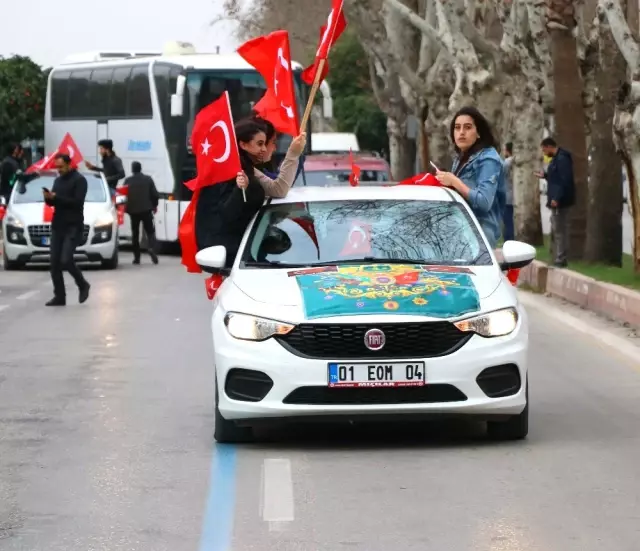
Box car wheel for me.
[101,247,119,270]
[214,381,253,444]
[2,245,23,270]
[487,380,529,441]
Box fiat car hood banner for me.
[289,264,481,320]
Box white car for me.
[195,185,536,443]
[1,170,121,270]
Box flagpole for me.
[299,58,326,133]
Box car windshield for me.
[294,169,390,187]
[241,199,491,267]
[11,175,107,204]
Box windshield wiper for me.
[244,260,309,269]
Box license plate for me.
[328,362,426,388]
[41,237,50,246]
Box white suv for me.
[1,170,121,270]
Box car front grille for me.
[283,384,468,405]
[28,225,90,247]
[275,322,472,359]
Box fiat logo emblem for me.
[364,329,385,351]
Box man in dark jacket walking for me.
[0,144,24,201]
[535,137,575,267]
[84,139,125,192]
[43,154,91,306]
[124,161,159,264]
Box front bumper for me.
[213,315,529,424]
[2,223,117,264]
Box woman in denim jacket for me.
[435,106,506,248]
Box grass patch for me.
[535,236,640,290]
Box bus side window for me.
[128,65,152,118]
[110,67,131,118]
[68,70,91,118]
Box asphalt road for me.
[2,253,640,551]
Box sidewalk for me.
[518,259,640,328]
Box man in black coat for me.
[43,154,91,306]
[535,137,575,267]
[85,139,125,193]
[0,144,24,201]
[124,161,159,264]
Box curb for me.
[517,259,640,328]
[518,291,640,364]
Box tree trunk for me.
[549,27,590,260]
[387,117,415,180]
[584,16,625,265]
[614,107,640,272]
[512,84,545,246]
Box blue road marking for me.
[199,444,237,551]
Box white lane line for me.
[0,304,9,313]
[261,458,295,530]
[16,290,40,301]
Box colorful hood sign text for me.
[293,264,481,320]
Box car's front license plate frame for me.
[327,362,426,388]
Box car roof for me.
[303,153,389,171]
[271,184,462,204]
[31,170,103,179]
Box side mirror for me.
[195,245,228,274]
[115,194,127,206]
[499,240,536,271]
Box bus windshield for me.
[185,69,306,155]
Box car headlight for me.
[94,213,115,227]
[5,214,24,228]
[224,312,295,341]
[454,307,519,337]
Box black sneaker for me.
[45,297,66,307]
[133,258,140,265]
[149,251,159,265]
[79,283,90,304]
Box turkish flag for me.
[301,0,347,85]
[185,91,242,192]
[43,204,54,222]
[398,172,442,187]
[291,215,320,258]
[340,221,371,256]
[205,273,225,300]
[179,185,202,273]
[394,271,420,285]
[0,204,6,221]
[27,133,84,173]
[349,149,361,187]
[238,31,299,136]
[506,269,520,286]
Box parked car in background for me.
[1,170,122,270]
[294,153,391,187]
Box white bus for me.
[44,43,332,249]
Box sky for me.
[0,0,239,68]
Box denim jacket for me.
[451,147,506,248]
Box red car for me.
[293,153,391,187]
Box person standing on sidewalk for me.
[84,140,125,194]
[124,161,159,265]
[0,144,24,202]
[535,137,575,267]
[502,142,515,241]
[43,154,91,306]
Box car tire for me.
[2,245,23,270]
[214,382,253,444]
[101,247,119,270]
[487,380,529,441]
